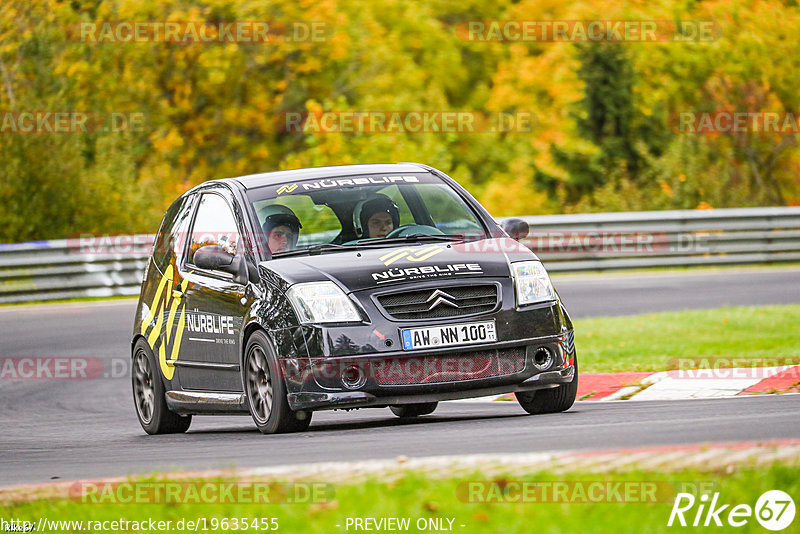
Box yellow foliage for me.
[481,174,552,217]
[1,0,798,242]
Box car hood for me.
[259,238,538,293]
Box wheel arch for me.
[239,321,276,387]
[241,320,266,360]
[131,334,148,356]
[130,334,173,390]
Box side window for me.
[419,184,482,234]
[256,195,340,246]
[153,195,195,274]
[187,193,240,267]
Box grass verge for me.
[2,464,797,533]
[573,304,800,373]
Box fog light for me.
[341,365,367,390]
[532,347,554,371]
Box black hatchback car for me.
[132,163,577,434]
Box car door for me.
[176,189,250,392]
[137,193,196,385]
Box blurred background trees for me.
[1,0,798,242]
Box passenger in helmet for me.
[259,205,302,254]
[354,194,400,239]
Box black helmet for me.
[354,194,400,238]
[259,204,302,251]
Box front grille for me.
[377,284,498,320]
[371,347,526,386]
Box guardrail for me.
[516,207,800,272]
[0,237,153,304]
[1,207,799,304]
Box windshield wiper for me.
[271,243,356,258]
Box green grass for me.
[3,465,797,533]
[573,304,800,373]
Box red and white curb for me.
[479,365,800,403]
[626,365,800,401]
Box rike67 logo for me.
[668,490,795,530]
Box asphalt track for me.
[1,267,799,485]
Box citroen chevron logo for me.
[426,289,459,311]
[379,245,446,266]
[276,184,298,195]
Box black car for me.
[131,163,577,434]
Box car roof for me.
[214,163,433,191]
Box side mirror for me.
[194,245,235,271]
[194,245,259,285]
[501,218,530,241]
[228,254,260,286]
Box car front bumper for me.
[284,332,576,411]
[287,364,575,411]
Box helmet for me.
[353,194,400,238]
[259,204,302,251]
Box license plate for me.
[400,320,497,351]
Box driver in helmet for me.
[259,205,302,254]
[354,194,400,239]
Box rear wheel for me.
[516,355,578,414]
[244,331,312,434]
[131,339,192,434]
[390,402,438,418]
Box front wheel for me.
[516,355,578,414]
[244,331,312,434]
[390,402,438,418]
[131,339,192,434]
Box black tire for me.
[390,402,438,418]
[131,339,192,434]
[516,355,578,414]
[244,330,312,434]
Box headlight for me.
[511,261,556,306]
[286,281,362,324]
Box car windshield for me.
[247,173,487,257]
